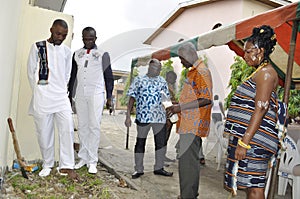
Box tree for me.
[160,59,174,78]
[119,68,139,106]
[224,56,255,109]
[278,87,300,120]
[175,67,188,101]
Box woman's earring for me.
[258,56,261,62]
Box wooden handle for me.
[7,118,15,133]
[7,118,26,167]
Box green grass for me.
[5,162,112,198]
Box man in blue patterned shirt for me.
[125,58,173,179]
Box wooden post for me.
[126,63,135,149]
[267,18,299,199]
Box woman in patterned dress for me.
[224,25,279,199]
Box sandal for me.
[56,167,68,176]
[57,168,80,182]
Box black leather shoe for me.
[132,171,144,179]
[200,158,205,165]
[164,156,176,163]
[153,168,173,177]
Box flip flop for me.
[57,168,80,182]
[56,167,68,176]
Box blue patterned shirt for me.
[127,75,170,123]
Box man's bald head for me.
[49,19,68,46]
[178,42,198,68]
[147,58,162,77]
[52,19,68,29]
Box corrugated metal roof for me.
[31,0,67,12]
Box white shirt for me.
[73,48,105,97]
[212,99,221,113]
[27,41,72,115]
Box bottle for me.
[161,90,178,123]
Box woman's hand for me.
[235,145,247,160]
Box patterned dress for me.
[224,78,279,192]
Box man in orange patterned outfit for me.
[167,42,212,199]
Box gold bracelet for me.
[238,139,251,150]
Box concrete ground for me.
[85,110,293,199]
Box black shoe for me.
[132,171,144,179]
[164,156,176,163]
[200,158,205,165]
[153,168,173,177]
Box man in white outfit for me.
[27,19,77,179]
[211,94,225,124]
[68,27,114,174]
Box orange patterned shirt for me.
[176,59,213,137]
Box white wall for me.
[0,0,24,169]
[151,1,244,47]
[1,2,74,169]
[242,0,273,18]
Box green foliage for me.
[224,56,255,109]
[120,68,139,106]
[10,174,37,190]
[175,67,188,101]
[6,162,111,198]
[201,54,208,66]
[59,176,69,184]
[90,178,103,186]
[101,187,111,199]
[160,59,174,78]
[278,87,300,119]
[67,184,76,192]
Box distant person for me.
[165,71,177,162]
[125,59,173,179]
[27,19,77,179]
[68,27,114,174]
[109,95,116,116]
[167,42,213,199]
[211,94,225,124]
[224,25,282,198]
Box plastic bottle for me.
[161,90,178,123]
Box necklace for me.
[246,60,268,80]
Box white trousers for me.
[33,110,75,169]
[75,93,104,164]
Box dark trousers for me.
[212,113,222,124]
[178,133,202,199]
[165,119,173,143]
[134,121,166,172]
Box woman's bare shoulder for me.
[257,64,278,89]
